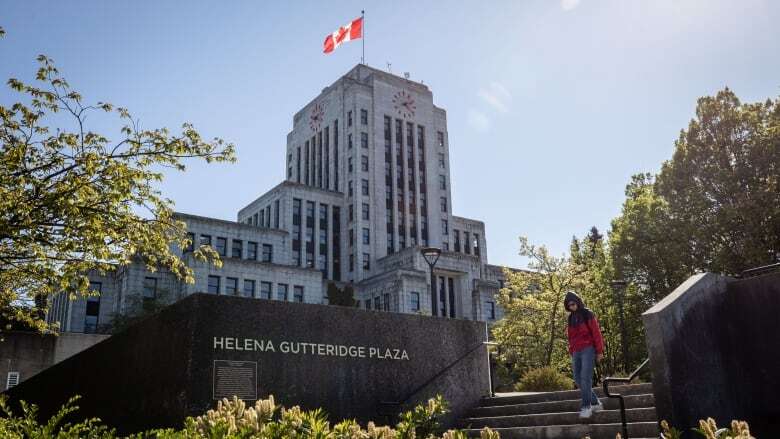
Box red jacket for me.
[567,314,605,355]
[564,291,605,355]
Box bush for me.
[514,366,574,392]
[660,418,755,439]
[0,393,500,439]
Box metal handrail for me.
[603,358,650,439]
[740,262,780,278]
[379,340,492,420]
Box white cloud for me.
[467,109,490,132]
[561,0,581,11]
[478,82,512,113]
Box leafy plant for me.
[0,393,498,438]
[514,366,573,392]
[0,395,115,438]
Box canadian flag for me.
[323,17,363,54]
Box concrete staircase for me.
[459,383,658,439]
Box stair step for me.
[465,421,659,439]
[481,383,653,406]
[469,394,654,417]
[461,407,657,429]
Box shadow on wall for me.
[642,270,780,438]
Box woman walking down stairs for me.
[459,383,658,439]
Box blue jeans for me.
[572,346,600,409]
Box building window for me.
[208,276,220,294]
[348,157,353,173]
[383,293,390,311]
[6,372,20,390]
[440,197,447,212]
[216,237,227,256]
[437,131,444,148]
[84,281,101,333]
[474,233,481,256]
[443,241,449,251]
[361,179,369,196]
[439,175,447,190]
[349,254,354,272]
[348,180,354,197]
[247,241,258,260]
[360,132,368,149]
[185,232,195,252]
[360,109,368,125]
[277,283,288,301]
[464,231,471,254]
[231,239,243,258]
[348,133,353,149]
[293,286,304,303]
[362,228,370,245]
[262,244,273,263]
[365,299,372,310]
[243,279,255,298]
[348,110,353,126]
[363,253,370,270]
[225,277,238,295]
[485,301,496,320]
[361,203,369,220]
[274,199,280,228]
[361,155,369,172]
[441,219,449,235]
[142,277,157,300]
[374,296,381,310]
[349,229,354,247]
[438,152,445,168]
[260,282,272,299]
[200,234,212,247]
[410,292,420,311]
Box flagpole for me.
[361,10,365,65]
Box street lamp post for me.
[421,247,442,317]
[610,279,629,371]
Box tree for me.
[326,282,356,307]
[656,88,780,274]
[0,51,235,331]
[493,237,587,376]
[609,174,693,304]
[610,88,780,304]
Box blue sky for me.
[2,1,779,269]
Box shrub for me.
[0,395,115,438]
[0,393,499,439]
[660,418,755,439]
[514,366,574,392]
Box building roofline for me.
[238,181,344,216]
[174,212,288,235]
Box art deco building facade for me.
[47,65,514,333]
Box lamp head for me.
[420,247,442,266]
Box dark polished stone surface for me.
[4,294,490,434]
[643,271,780,438]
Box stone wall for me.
[5,294,490,434]
[0,332,109,389]
[642,271,780,437]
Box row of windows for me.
[188,233,273,263]
[347,109,369,127]
[245,199,280,229]
[294,120,339,191]
[453,230,481,256]
[206,275,305,302]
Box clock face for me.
[309,103,324,132]
[392,90,416,119]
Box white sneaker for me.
[591,401,604,412]
[579,407,593,419]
